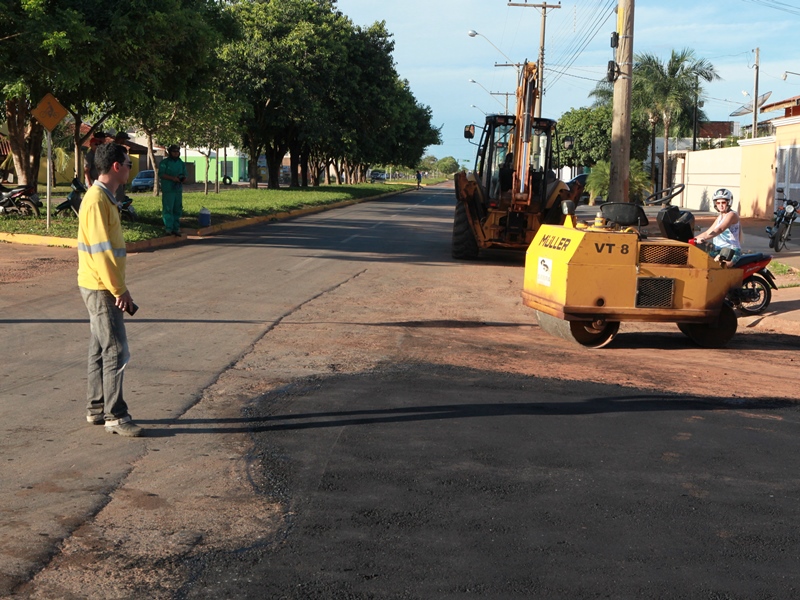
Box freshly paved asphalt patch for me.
[181,365,800,599]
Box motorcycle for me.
[0,183,41,218]
[689,239,777,315]
[53,179,136,222]
[119,195,137,222]
[766,187,797,252]
[53,178,86,217]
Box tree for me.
[558,104,649,168]
[1,0,228,188]
[436,157,459,175]
[585,159,651,203]
[633,49,719,192]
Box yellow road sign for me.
[32,93,68,132]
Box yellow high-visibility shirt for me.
[77,183,127,296]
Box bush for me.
[585,160,651,203]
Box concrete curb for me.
[0,188,409,253]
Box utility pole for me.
[752,47,759,139]
[609,0,634,203]
[508,2,561,117]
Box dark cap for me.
[167,144,180,153]
[114,131,130,141]
[92,131,106,139]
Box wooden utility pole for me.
[609,0,634,203]
[508,2,561,117]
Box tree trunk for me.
[661,118,671,193]
[650,119,657,192]
[5,97,43,189]
[146,131,160,196]
[264,143,286,190]
[246,138,262,189]
[204,153,210,195]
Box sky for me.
[334,0,800,166]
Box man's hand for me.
[115,290,134,313]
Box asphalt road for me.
[4,185,800,598]
[186,367,800,599]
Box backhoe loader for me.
[452,61,570,259]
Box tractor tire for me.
[678,303,738,348]
[451,202,479,260]
[536,311,620,348]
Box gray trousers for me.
[80,287,130,420]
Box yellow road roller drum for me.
[521,202,743,348]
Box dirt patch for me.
[0,243,77,284]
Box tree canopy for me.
[557,104,650,169]
[1,0,441,189]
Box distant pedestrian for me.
[113,132,131,205]
[83,131,107,187]
[158,144,187,236]
[416,170,422,189]
[77,142,142,437]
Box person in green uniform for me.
[158,144,187,236]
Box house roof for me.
[760,95,800,114]
[0,133,11,156]
[77,124,149,155]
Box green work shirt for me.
[158,157,187,194]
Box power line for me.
[739,0,800,16]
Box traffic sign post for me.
[32,93,69,230]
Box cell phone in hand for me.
[125,302,139,316]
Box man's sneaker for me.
[86,414,105,425]
[104,415,143,437]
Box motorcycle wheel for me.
[774,222,788,252]
[737,275,771,315]
[18,199,40,218]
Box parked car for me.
[130,170,155,192]
[370,169,386,183]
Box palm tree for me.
[634,49,719,192]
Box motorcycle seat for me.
[732,253,770,268]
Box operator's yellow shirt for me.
[77,182,127,296]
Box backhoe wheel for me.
[451,201,479,260]
[774,222,788,252]
[738,275,771,315]
[18,199,40,218]
[678,303,738,348]
[535,311,620,349]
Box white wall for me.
[673,146,743,211]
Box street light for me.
[468,79,506,110]
[471,104,487,115]
[782,71,800,80]
[467,30,520,74]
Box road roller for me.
[521,202,745,348]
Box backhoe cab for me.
[453,61,569,259]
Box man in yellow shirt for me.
[77,143,142,437]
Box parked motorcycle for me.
[119,195,136,222]
[766,187,797,252]
[689,239,777,315]
[53,178,86,218]
[0,183,41,218]
[53,179,136,222]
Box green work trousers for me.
[162,191,183,233]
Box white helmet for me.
[712,188,733,210]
